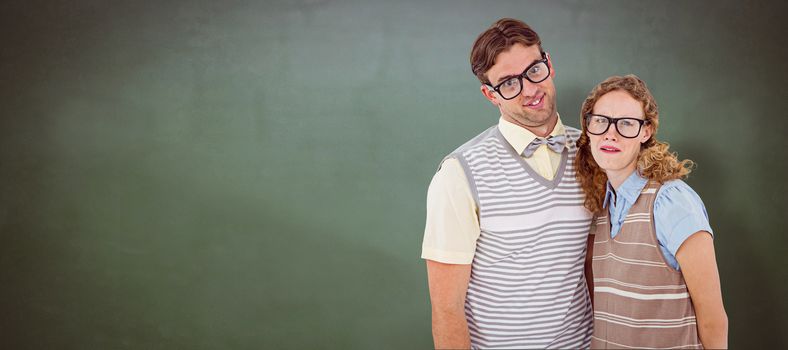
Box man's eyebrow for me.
[494,58,543,85]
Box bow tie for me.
[521,135,567,158]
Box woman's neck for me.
[607,168,637,190]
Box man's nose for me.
[520,79,539,97]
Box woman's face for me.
[588,90,652,180]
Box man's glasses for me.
[585,114,649,138]
[487,53,550,100]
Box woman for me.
[576,75,728,349]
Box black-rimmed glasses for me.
[487,52,550,100]
[585,114,649,138]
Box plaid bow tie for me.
[521,135,566,158]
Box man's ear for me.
[480,85,499,106]
[546,52,556,78]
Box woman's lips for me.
[600,145,621,153]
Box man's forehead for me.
[487,43,542,83]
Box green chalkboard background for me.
[1,0,786,348]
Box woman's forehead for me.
[593,90,644,117]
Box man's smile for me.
[524,93,545,109]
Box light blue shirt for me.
[603,172,713,270]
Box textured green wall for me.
[1,0,786,348]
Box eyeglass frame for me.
[584,113,650,139]
[486,52,551,100]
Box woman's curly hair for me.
[575,74,694,213]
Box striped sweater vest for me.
[591,181,702,349]
[444,125,593,349]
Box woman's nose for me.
[603,123,620,140]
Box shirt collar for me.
[603,171,648,208]
[497,114,566,155]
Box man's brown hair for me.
[470,18,543,85]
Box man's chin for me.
[518,110,555,124]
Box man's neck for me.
[504,115,558,138]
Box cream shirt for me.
[421,116,567,264]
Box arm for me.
[675,231,728,349]
[426,260,472,349]
[585,234,594,306]
[422,159,478,348]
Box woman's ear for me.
[641,123,653,144]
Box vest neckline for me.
[493,127,568,190]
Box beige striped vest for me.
[590,181,702,349]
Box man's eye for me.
[502,79,518,88]
[529,66,541,74]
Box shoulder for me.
[431,157,473,201]
[564,125,581,136]
[652,179,713,257]
[435,124,498,174]
[564,125,582,140]
[564,126,582,149]
[654,179,709,221]
[435,157,464,180]
[446,125,500,159]
[655,180,704,205]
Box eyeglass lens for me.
[497,61,549,99]
[586,115,643,138]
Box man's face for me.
[482,43,558,135]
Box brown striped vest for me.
[590,181,702,349]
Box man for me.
[422,18,594,349]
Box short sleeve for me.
[421,158,480,264]
[654,181,714,269]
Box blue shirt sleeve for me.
[653,180,714,270]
